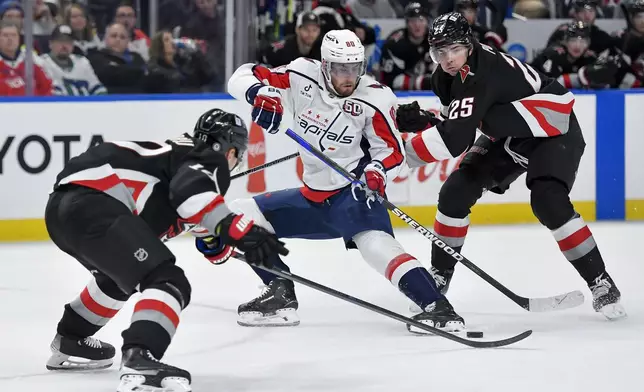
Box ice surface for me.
[1,222,642,392]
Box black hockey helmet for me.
[623,0,644,15]
[565,20,592,40]
[404,2,430,19]
[455,0,480,12]
[571,0,600,10]
[193,108,248,161]
[428,12,473,50]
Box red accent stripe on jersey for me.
[410,133,438,163]
[562,74,572,88]
[520,98,575,136]
[70,173,121,192]
[299,186,341,203]
[80,288,119,318]
[557,226,592,252]
[134,299,180,328]
[184,194,225,224]
[403,75,410,90]
[252,65,291,89]
[372,110,404,169]
[434,220,469,238]
[385,253,415,281]
[634,79,642,88]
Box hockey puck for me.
[466,331,484,338]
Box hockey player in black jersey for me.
[547,0,613,55]
[44,109,288,392]
[609,0,644,88]
[379,2,435,90]
[455,0,506,51]
[532,20,617,89]
[396,13,626,320]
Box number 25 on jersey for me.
[448,97,474,119]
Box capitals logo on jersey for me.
[297,110,355,152]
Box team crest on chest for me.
[459,65,473,82]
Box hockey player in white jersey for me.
[220,29,465,333]
[40,25,106,96]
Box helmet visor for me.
[430,44,469,63]
[330,61,363,78]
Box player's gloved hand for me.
[396,101,439,133]
[216,213,288,267]
[581,55,620,88]
[248,85,283,134]
[351,161,385,209]
[195,235,234,265]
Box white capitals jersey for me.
[228,58,405,201]
[40,54,107,96]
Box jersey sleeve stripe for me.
[410,133,438,163]
[412,125,454,162]
[251,64,291,89]
[371,109,405,169]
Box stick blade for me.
[527,290,585,312]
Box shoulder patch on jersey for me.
[391,30,405,41]
[271,40,285,50]
[459,64,473,82]
[554,46,566,55]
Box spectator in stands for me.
[345,0,398,18]
[145,30,214,93]
[40,24,106,95]
[312,0,376,46]
[0,21,52,96]
[258,11,321,67]
[438,0,507,31]
[456,0,506,50]
[379,2,434,90]
[64,3,101,56]
[88,22,147,94]
[547,0,614,54]
[113,2,150,60]
[608,0,644,88]
[0,1,49,52]
[31,0,57,35]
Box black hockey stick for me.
[231,152,300,180]
[284,128,584,312]
[232,252,531,348]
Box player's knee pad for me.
[437,169,486,217]
[228,198,275,233]
[94,273,131,301]
[530,178,575,230]
[139,262,192,309]
[353,230,406,275]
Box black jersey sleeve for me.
[167,135,232,233]
[379,35,432,91]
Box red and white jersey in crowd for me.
[227,57,405,201]
[0,49,53,96]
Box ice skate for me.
[429,266,454,294]
[238,277,300,327]
[589,272,626,320]
[117,347,191,392]
[46,333,115,371]
[407,299,465,335]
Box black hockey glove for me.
[216,214,288,267]
[396,101,440,133]
[582,55,620,88]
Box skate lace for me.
[590,274,611,298]
[82,337,102,349]
[257,284,271,299]
[429,268,447,286]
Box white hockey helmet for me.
[320,29,366,96]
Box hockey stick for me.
[231,152,300,180]
[232,252,532,348]
[284,128,584,312]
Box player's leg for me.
[326,188,464,333]
[526,116,626,320]
[45,186,192,390]
[431,136,524,293]
[44,188,129,370]
[229,188,341,327]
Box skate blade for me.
[118,374,191,392]
[237,308,300,327]
[406,320,465,335]
[599,302,627,321]
[46,352,113,371]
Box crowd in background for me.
[0,0,641,97]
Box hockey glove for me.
[581,55,620,88]
[195,236,234,265]
[216,213,288,267]
[351,161,386,209]
[396,101,440,133]
[248,85,283,134]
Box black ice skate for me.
[429,266,454,295]
[589,272,627,320]
[407,299,465,335]
[46,333,115,371]
[117,347,191,392]
[238,277,300,327]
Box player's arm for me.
[379,40,431,90]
